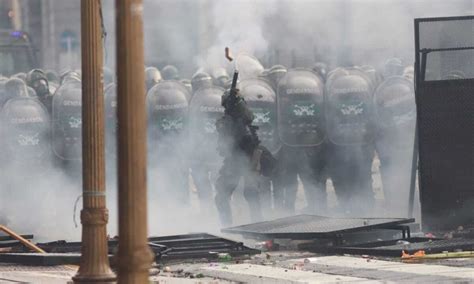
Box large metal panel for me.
[222,215,414,239]
[414,16,474,230]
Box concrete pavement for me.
[0,253,473,283]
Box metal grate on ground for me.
[222,215,415,240]
[0,233,260,265]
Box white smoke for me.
[2,0,473,242]
[196,0,277,70]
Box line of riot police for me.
[0,57,417,227]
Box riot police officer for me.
[239,78,279,218]
[51,79,82,176]
[26,69,53,113]
[215,84,275,226]
[374,76,416,214]
[3,78,29,104]
[188,86,225,214]
[145,66,162,92]
[326,73,375,215]
[0,79,51,175]
[161,65,180,81]
[275,69,327,215]
[191,71,213,93]
[60,70,81,85]
[147,80,190,205]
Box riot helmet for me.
[27,69,49,98]
[383,58,404,79]
[161,65,180,80]
[374,76,415,129]
[4,78,29,101]
[268,65,287,90]
[145,66,162,91]
[60,70,81,85]
[211,67,230,88]
[191,71,213,92]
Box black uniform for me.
[214,88,273,226]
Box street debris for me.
[402,250,474,262]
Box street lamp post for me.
[73,0,116,283]
[115,0,154,283]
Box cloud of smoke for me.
[2,0,473,242]
[195,0,277,70]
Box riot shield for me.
[147,80,189,153]
[239,78,280,153]
[374,76,416,151]
[277,69,325,147]
[188,86,225,166]
[52,81,82,160]
[326,74,374,146]
[0,97,51,174]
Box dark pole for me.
[115,0,153,282]
[73,0,116,282]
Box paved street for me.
[3,252,472,283]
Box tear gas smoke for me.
[1,0,472,241]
